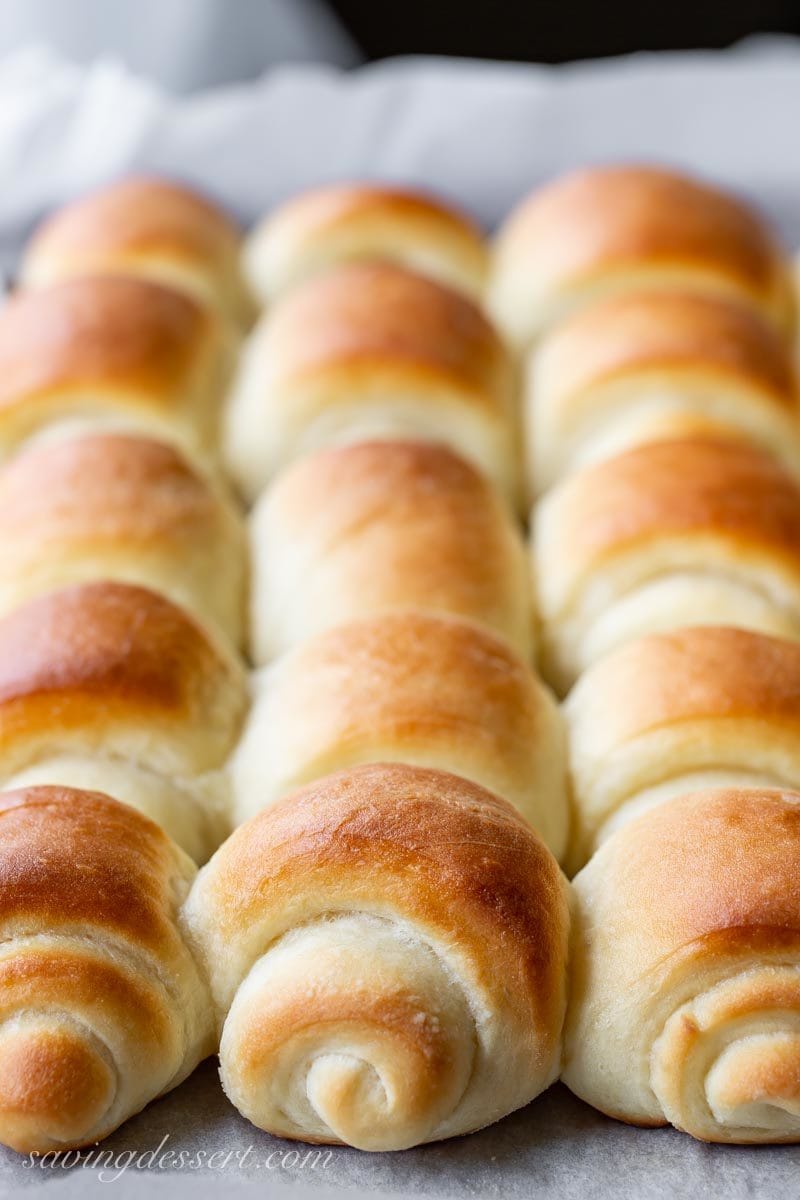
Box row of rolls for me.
[1,164,800,1154]
[507,168,800,1146]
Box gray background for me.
[3,1065,799,1199]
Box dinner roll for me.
[245,183,487,305]
[526,290,800,497]
[232,610,568,858]
[564,788,800,1143]
[224,261,518,506]
[20,175,251,327]
[0,581,247,861]
[249,440,532,663]
[0,433,246,650]
[534,436,800,694]
[489,164,792,349]
[0,785,214,1153]
[0,276,231,469]
[565,626,800,868]
[185,763,570,1150]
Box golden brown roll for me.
[20,175,251,326]
[0,276,231,469]
[489,164,793,350]
[526,290,800,497]
[233,610,568,858]
[244,182,488,305]
[224,261,518,506]
[249,439,532,664]
[564,788,800,1143]
[0,432,246,650]
[185,762,570,1150]
[534,436,800,694]
[565,625,800,868]
[0,785,214,1154]
[0,581,248,862]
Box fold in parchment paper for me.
[2,36,800,265]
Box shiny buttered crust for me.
[244,182,488,304]
[0,433,247,650]
[489,164,792,348]
[232,610,569,859]
[20,175,251,326]
[248,439,532,663]
[224,261,518,506]
[0,276,231,468]
[0,581,247,860]
[565,625,800,866]
[0,785,214,1153]
[534,436,800,693]
[564,788,800,1143]
[185,762,570,1150]
[527,290,800,495]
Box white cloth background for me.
[0,38,799,268]
[0,0,359,91]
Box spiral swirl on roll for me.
[650,967,800,1141]
[563,788,800,1143]
[185,763,570,1150]
[0,786,215,1153]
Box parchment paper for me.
[1,39,800,1198]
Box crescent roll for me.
[232,610,568,858]
[224,261,518,506]
[20,175,250,327]
[564,788,800,1143]
[565,625,800,868]
[0,785,214,1154]
[244,183,487,305]
[0,581,247,862]
[248,440,532,663]
[0,432,246,650]
[489,164,792,349]
[0,276,232,469]
[185,762,570,1151]
[526,290,800,497]
[534,435,800,693]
